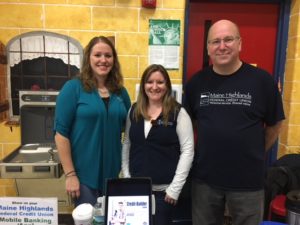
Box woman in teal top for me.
[54,36,131,206]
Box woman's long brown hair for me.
[79,36,123,93]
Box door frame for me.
[183,0,291,163]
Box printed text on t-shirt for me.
[200,92,252,106]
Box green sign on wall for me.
[149,19,180,46]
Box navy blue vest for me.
[129,104,181,184]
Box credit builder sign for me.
[0,197,58,225]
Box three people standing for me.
[55,19,285,225]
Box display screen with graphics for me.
[105,178,152,225]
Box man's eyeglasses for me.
[207,36,240,47]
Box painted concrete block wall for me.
[0,0,185,197]
[278,0,300,157]
[0,0,299,199]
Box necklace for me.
[98,88,108,94]
[98,88,109,98]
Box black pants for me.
[153,191,175,225]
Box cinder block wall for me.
[278,0,300,157]
[0,0,185,198]
[0,0,299,200]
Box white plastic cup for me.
[72,203,94,225]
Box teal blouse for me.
[54,78,131,190]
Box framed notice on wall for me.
[149,19,180,69]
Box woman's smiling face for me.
[90,42,114,79]
[144,71,167,103]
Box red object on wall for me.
[142,0,156,8]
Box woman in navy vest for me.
[122,64,194,225]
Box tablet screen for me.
[105,178,152,225]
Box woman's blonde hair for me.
[133,64,180,125]
[79,36,123,93]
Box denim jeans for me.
[192,181,264,225]
[73,183,102,207]
[153,191,175,225]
